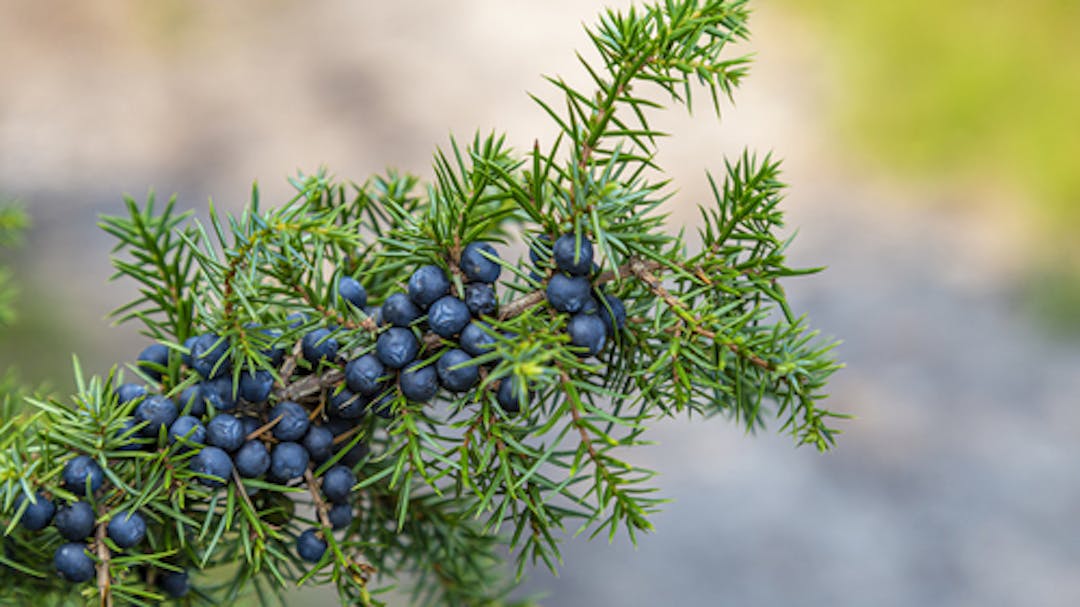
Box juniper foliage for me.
[0,1,844,605]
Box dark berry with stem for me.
[270,442,309,482]
[329,387,366,419]
[568,313,607,357]
[407,265,450,308]
[546,273,592,313]
[382,292,422,327]
[136,343,170,381]
[116,383,147,405]
[428,295,471,338]
[234,440,271,478]
[168,416,205,447]
[345,354,387,396]
[269,401,310,441]
[296,528,327,563]
[436,349,479,393]
[375,328,419,369]
[63,455,104,495]
[177,385,206,417]
[238,369,274,403]
[302,328,339,366]
[191,446,233,488]
[328,503,353,530]
[108,511,147,548]
[321,465,355,504]
[15,491,55,531]
[497,376,527,415]
[191,333,230,380]
[159,570,189,598]
[553,233,594,276]
[460,242,501,283]
[459,321,497,357]
[337,276,367,310]
[399,362,438,403]
[206,413,245,452]
[53,501,95,541]
[599,293,627,334]
[464,282,498,317]
[54,543,95,583]
[303,425,335,463]
[202,375,237,412]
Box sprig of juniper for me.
[0,1,844,605]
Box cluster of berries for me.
[12,232,627,594]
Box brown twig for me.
[94,521,113,607]
[303,468,333,531]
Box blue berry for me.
[599,293,626,334]
[116,383,147,405]
[181,336,198,367]
[247,324,285,367]
[337,438,371,467]
[286,312,308,329]
[553,233,594,276]
[206,414,245,452]
[168,415,206,447]
[15,491,55,531]
[436,349,479,393]
[464,282,498,317]
[191,446,233,488]
[177,385,207,417]
[136,395,178,436]
[321,466,355,504]
[159,570,189,598]
[375,328,419,369]
[240,415,262,437]
[269,401,310,442]
[302,425,335,463]
[579,296,600,315]
[63,455,104,495]
[136,343,171,381]
[107,511,147,548]
[191,333,230,380]
[382,292,421,327]
[428,295,470,338]
[568,313,607,357]
[296,528,327,563]
[407,265,450,309]
[234,440,271,478]
[54,543,95,583]
[364,305,383,325]
[53,501,95,541]
[239,370,274,403]
[328,503,353,530]
[370,392,395,419]
[302,328,339,366]
[345,354,386,396]
[529,234,552,266]
[459,321,497,357]
[497,376,528,415]
[202,375,237,412]
[546,274,592,313]
[329,387,366,420]
[270,442,309,482]
[399,362,438,402]
[115,418,143,451]
[338,276,368,310]
[460,242,501,283]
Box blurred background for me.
[2,0,1079,605]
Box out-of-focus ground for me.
[1,1,1078,605]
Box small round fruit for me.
[269,401,311,442]
[191,446,233,488]
[321,465,356,504]
[296,528,327,563]
[407,265,450,309]
[568,313,607,357]
[108,511,147,549]
[336,438,371,467]
[190,333,230,380]
[201,375,237,412]
[16,491,55,531]
[206,414,245,452]
[54,543,95,583]
[345,354,387,396]
[497,376,528,415]
[302,426,335,463]
[302,328,339,366]
[136,343,171,381]
[177,385,206,417]
[238,370,274,403]
[375,328,419,369]
[370,392,395,420]
[168,416,206,447]
[63,455,105,495]
[436,349,479,393]
[234,440,271,478]
[329,387,366,420]
[337,276,368,310]
[240,415,262,437]
[115,418,143,451]
[460,242,502,283]
[546,274,592,313]
[53,501,95,541]
[553,233,594,276]
[181,336,198,367]
[135,395,179,438]
[116,383,147,405]
[464,282,497,317]
[159,570,189,598]
[270,442,309,482]
[382,293,422,327]
[529,234,552,266]
[459,321,497,357]
[328,503,353,530]
[599,293,627,334]
[428,296,470,338]
[399,362,438,403]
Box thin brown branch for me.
[95,521,113,607]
